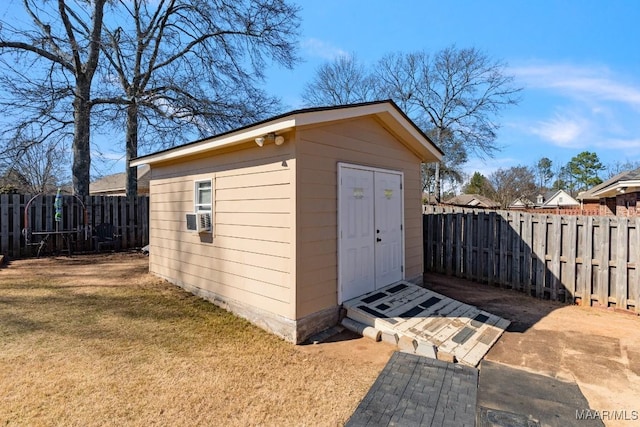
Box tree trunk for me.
[72,81,92,196]
[125,101,138,197]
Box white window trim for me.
[194,179,213,212]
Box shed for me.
[130,100,443,343]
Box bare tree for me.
[489,165,537,208]
[301,54,376,106]
[376,48,521,201]
[421,127,468,194]
[301,46,521,202]
[604,160,640,179]
[2,138,69,194]
[0,0,300,197]
[97,0,301,196]
[0,0,107,196]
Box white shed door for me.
[339,165,403,303]
[374,171,403,288]
[339,167,376,302]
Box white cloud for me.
[300,38,348,60]
[511,63,640,109]
[526,112,640,151]
[529,113,588,147]
[508,62,640,153]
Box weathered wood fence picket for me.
[0,194,149,258]
[423,205,640,314]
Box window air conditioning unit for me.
[186,212,212,233]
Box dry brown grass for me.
[0,253,390,426]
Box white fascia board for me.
[131,118,295,166]
[130,101,442,166]
[293,102,388,126]
[592,180,640,197]
[314,103,442,162]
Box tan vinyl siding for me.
[148,141,296,319]
[295,116,423,318]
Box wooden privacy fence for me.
[0,194,149,258]
[424,205,640,314]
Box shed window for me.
[195,180,212,212]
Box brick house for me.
[578,167,640,216]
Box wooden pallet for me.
[344,281,510,366]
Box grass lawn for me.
[0,253,388,426]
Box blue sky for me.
[264,0,640,183]
[2,1,638,185]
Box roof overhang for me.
[130,101,443,167]
[592,180,640,198]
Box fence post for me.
[423,213,431,271]
[434,208,442,273]
[511,211,522,291]
[1,194,9,254]
[444,212,454,276]
[616,218,628,310]
[582,216,594,306]
[464,210,473,281]
[521,212,532,295]
[565,216,578,302]
[549,215,562,301]
[598,217,612,307]
[634,217,640,314]
[498,211,509,286]
[11,194,21,258]
[455,212,463,277]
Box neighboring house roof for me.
[422,193,439,205]
[509,196,534,209]
[444,194,500,208]
[536,189,579,208]
[578,167,640,200]
[90,165,151,195]
[0,169,32,193]
[131,100,444,167]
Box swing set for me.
[22,192,89,257]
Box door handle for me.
[376,238,382,242]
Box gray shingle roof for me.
[90,165,150,195]
[578,167,640,200]
[444,194,500,208]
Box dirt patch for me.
[0,253,394,426]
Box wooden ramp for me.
[343,281,510,367]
